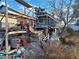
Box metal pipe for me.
[5,0,9,59]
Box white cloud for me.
[0,2,5,6]
[0,2,9,7]
[19,5,24,10]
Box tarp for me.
[22,42,44,59]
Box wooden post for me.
[5,0,9,59]
[47,14,49,39]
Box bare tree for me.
[74,0,79,17]
[49,0,74,36]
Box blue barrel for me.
[0,53,5,59]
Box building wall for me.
[35,16,56,28]
[0,15,17,28]
[17,18,35,27]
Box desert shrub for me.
[44,42,78,59]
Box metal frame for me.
[5,0,9,59]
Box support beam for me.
[15,0,32,8]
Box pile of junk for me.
[0,22,60,59]
[0,29,60,59]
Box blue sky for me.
[0,0,50,13]
[0,0,74,14]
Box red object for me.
[21,21,30,32]
[20,38,28,46]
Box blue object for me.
[0,53,4,59]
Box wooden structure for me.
[0,1,35,59]
[35,7,57,29]
[0,4,35,28]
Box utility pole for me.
[5,0,9,59]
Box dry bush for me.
[44,42,79,59]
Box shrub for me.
[44,42,78,59]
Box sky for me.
[0,0,74,14]
[0,0,78,30]
[0,0,50,13]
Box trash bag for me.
[22,42,44,59]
